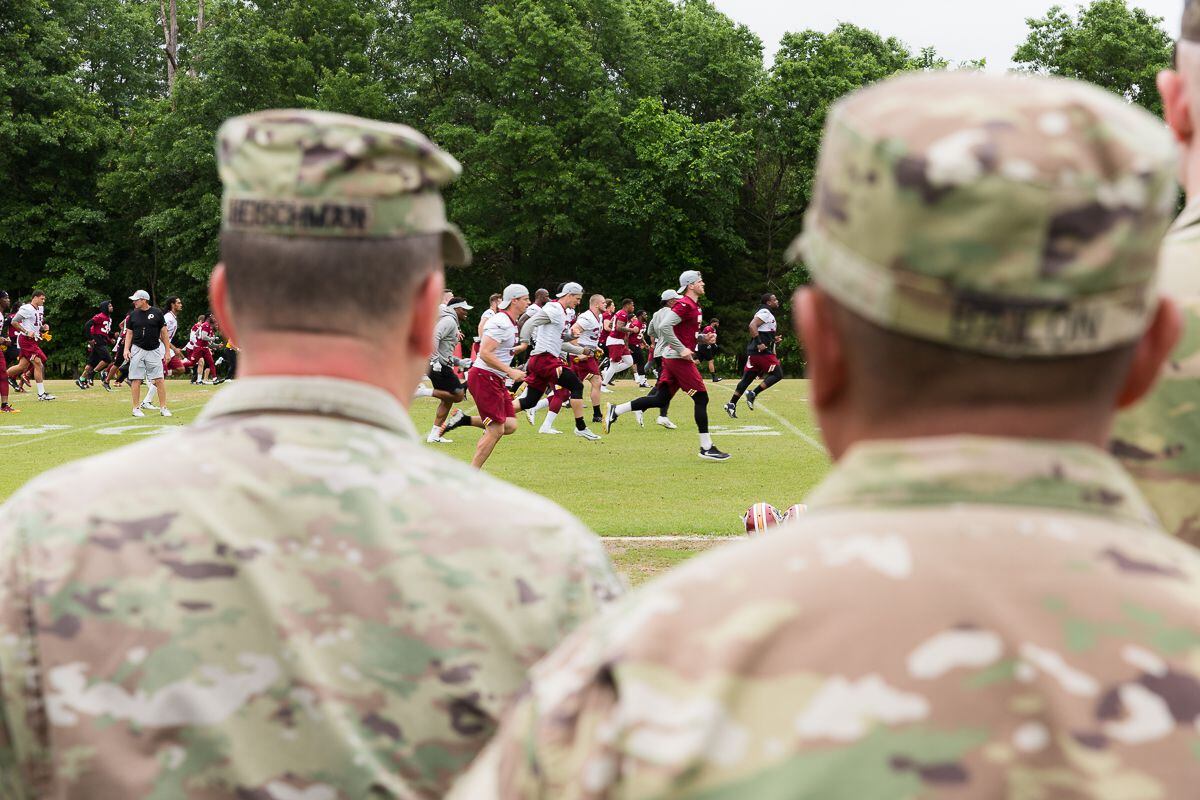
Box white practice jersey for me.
[532,301,571,358]
[754,307,777,333]
[574,309,602,349]
[164,311,179,342]
[13,303,43,342]
[479,311,519,377]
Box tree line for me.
[1,0,1173,374]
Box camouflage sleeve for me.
[0,491,48,799]
[448,623,621,800]
[550,518,624,635]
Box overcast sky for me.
[711,0,1181,71]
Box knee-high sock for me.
[602,355,634,384]
[731,372,755,402]
[693,391,709,434]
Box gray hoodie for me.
[432,307,470,368]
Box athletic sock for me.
[535,397,550,412]
[145,384,158,404]
[542,410,558,429]
[615,402,633,416]
[415,385,434,398]
[429,425,440,438]
[36,382,45,395]
[700,433,713,449]
[574,416,586,431]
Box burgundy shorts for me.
[164,355,186,372]
[571,356,600,379]
[744,354,780,377]
[467,368,515,426]
[661,358,706,395]
[605,343,629,361]
[525,353,566,393]
[17,338,46,363]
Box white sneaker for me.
[427,434,453,444]
[140,400,159,410]
[160,408,173,417]
[538,427,563,435]
[635,410,644,427]
[637,380,648,388]
[574,428,601,441]
[525,408,537,426]
[656,416,677,429]
[600,385,613,394]
[132,407,145,418]
[215,357,225,366]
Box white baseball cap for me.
[129,290,151,302]
[678,270,703,293]
[557,281,584,298]
[498,283,529,310]
[660,289,680,302]
[446,297,473,311]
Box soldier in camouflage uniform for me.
[451,72,1200,798]
[1110,1,1200,545]
[0,110,622,799]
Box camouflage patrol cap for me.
[1184,0,1200,42]
[788,71,1178,358]
[216,109,471,265]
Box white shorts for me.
[128,345,164,381]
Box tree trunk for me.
[159,0,178,97]
[187,0,204,78]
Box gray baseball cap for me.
[557,281,584,298]
[660,289,680,302]
[678,270,702,293]
[129,290,151,302]
[498,283,529,310]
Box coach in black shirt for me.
[122,289,173,418]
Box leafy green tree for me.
[1013,0,1173,115]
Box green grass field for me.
[0,378,830,583]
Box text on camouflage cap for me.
[788,71,1178,358]
[217,109,471,265]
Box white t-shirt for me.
[479,311,519,377]
[575,310,602,349]
[754,307,777,333]
[164,311,179,341]
[12,304,43,342]
[532,301,570,358]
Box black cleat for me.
[745,390,756,411]
[723,401,737,419]
[712,376,723,383]
[699,446,731,461]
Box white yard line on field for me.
[712,384,827,456]
[603,535,747,543]
[0,402,208,450]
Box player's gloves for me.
[40,331,52,342]
[431,360,443,372]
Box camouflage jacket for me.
[452,436,1200,799]
[1112,201,1200,545]
[0,377,622,799]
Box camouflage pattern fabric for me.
[788,71,1178,358]
[218,109,471,264]
[1111,202,1200,544]
[451,437,1200,799]
[1185,0,1200,42]
[0,377,622,799]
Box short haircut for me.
[490,293,502,304]
[621,298,634,308]
[220,231,441,333]
[590,294,604,305]
[761,293,775,305]
[31,290,45,299]
[710,317,720,325]
[829,299,1137,414]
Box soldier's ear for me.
[1158,69,1192,145]
[208,263,238,347]
[1117,297,1182,410]
[795,287,846,411]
